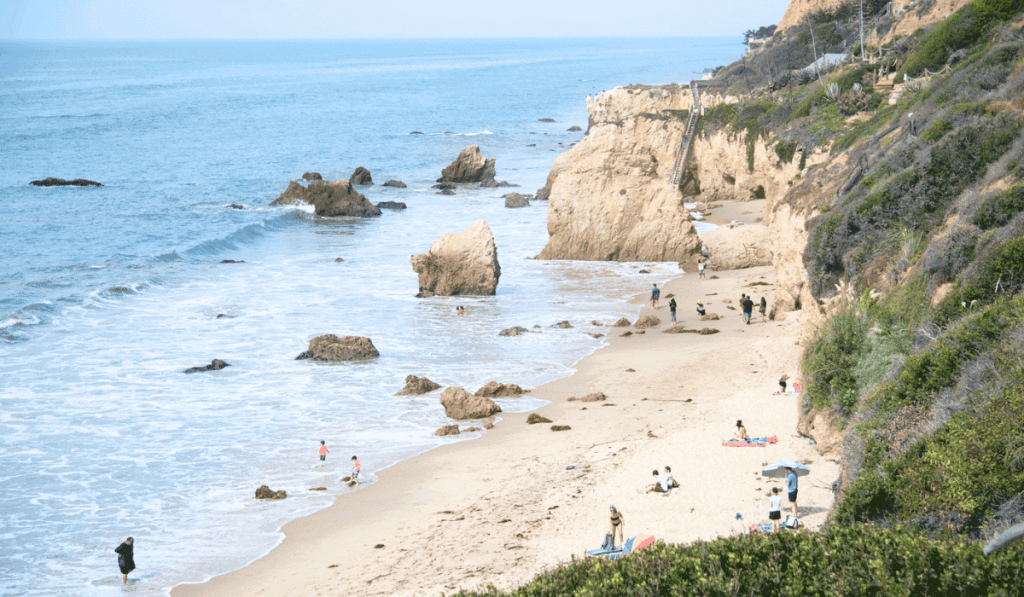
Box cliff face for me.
[777,0,848,32]
[538,87,704,265]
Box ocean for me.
[0,38,741,596]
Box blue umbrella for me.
[762,460,810,478]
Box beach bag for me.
[601,533,615,550]
[784,515,801,529]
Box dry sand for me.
[174,261,839,597]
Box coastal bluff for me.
[536,87,704,267]
[411,220,501,297]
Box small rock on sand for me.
[612,317,631,327]
[633,315,661,329]
[435,424,460,436]
[475,381,527,398]
[551,425,571,431]
[440,387,501,419]
[662,324,688,333]
[527,413,552,424]
[309,486,327,491]
[700,313,720,321]
[568,392,607,403]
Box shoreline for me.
[173,212,838,597]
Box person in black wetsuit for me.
[115,537,135,585]
[668,297,677,323]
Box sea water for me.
[0,38,739,596]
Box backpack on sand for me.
[601,533,615,550]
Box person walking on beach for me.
[650,284,660,309]
[350,455,361,486]
[742,295,754,325]
[318,440,329,469]
[668,297,677,323]
[786,467,798,517]
[114,537,135,585]
[768,487,782,531]
[759,296,767,323]
[608,505,625,548]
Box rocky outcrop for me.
[301,172,322,181]
[499,326,529,336]
[30,177,102,187]
[184,359,230,374]
[296,335,379,361]
[633,315,661,328]
[688,128,810,205]
[536,87,703,268]
[350,167,374,186]
[396,375,442,396]
[377,201,407,210]
[439,387,501,419]
[435,424,460,436]
[475,382,526,398]
[438,145,497,185]
[383,180,407,188]
[255,485,286,500]
[700,222,772,270]
[410,220,501,297]
[270,180,381,218]
[504,193,530,208]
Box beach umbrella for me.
[762,460,810,478]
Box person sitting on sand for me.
[650,284,660,309]
[734,420,748,441]
[608,505,625,548]
[773,379,787,395]
[350,455,361,486]
[664,466,679,490]
[696,301,706,316]
[759,297,768,322]
[647,469,668,493]
[769,487,782,531]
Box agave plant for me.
[826,81,841,101]
[852,82,863,94]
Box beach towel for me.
[722,440,767,447]
[586,546,622,556]
[606,536,635,560]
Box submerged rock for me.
[29,177,102,187]
[411,220,500,297]
[270,180,381,218]
[349,167,374,186]
[568,125,583,131]
[295,334,379,361]
[553,320,572,329]
[499,326,529,337]
[184,359,230,374]
[475,381,527,398]
[440,386,501,419]
[538,118,555,122]
[255,485,286,500]
[434,424,460,437]
[226,204,244,209]
[504,193,530,208]
[383,179,407,188]
[396,375,442,396]
[377,201,407,210]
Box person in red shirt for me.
[318,441,329,469]
[350,455,361,486]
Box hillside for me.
[469,0,1024,593]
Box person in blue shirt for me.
[650,284,660,309]
[786,467,798,517]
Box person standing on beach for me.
[768,487,782,531]
[608,505,625,548]
[786,467,798,517]
[668,297,677,323]
[114,537,134,585]
[742,295,754,325]
[698,259,706,280]
[759,296,767,323]
[318,440,329,469]
[351,455,361,486]
[650,284,660,309]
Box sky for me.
[1,0,792,40]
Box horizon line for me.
[0,34,746,43]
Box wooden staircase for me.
[669,80,702,187]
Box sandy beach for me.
[174,208,838,597]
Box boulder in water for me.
[295,335,379,361]
[567,125,582,131]
[438,145,497,185]
[226,204,244,209]
[382,179,407,188]
[349,167,374,186]
[377,201,407,210]
[270,180,381,218]
[439,386,501,419]
[538,118,555,122]
[396,375,442,396]
[434,424,461,437]
[410,220,500,297]
[499,326,529,337]
[301,172,322,181]
[504,193,530,208]
[553,320,572,328]
[184,359,230,374]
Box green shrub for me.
[921,117,952,142]
[775,139,798,164]
[457,525,1024,597]
[972,185,1024,230]
[936,237,1024,323]
[805,309,869,413]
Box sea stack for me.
[270,180,381,217]
[410,219,501,297]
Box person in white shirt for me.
[647,469,668,493]
[769,486,783,531]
